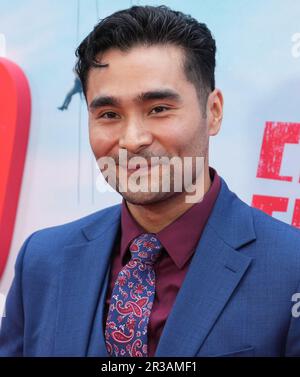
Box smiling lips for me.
[119,163,160,173]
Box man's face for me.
[86,44,216,205]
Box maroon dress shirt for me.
[103,167,221,356]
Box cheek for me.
[167,120,208,156]
[89,127,114,158]
[162,120,199,153]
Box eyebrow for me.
[88,89,182,111]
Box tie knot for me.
[129,233,163,265]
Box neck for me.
[126,166,212,233]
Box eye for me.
[149,106,170,115]
[98,111,119,119]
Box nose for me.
[119,119,153,154]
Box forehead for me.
[86,44,190,103]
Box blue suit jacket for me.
[1,177,300,357]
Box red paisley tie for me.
[105,233,163,357]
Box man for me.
[57,75,83,111]
[1,5,300,357]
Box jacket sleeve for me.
[0,232,37,356]
[285,279,300,356]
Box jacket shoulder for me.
[32,203,120,242]
[244,201,300,274]
[251,204,300,243]
[19,203,121,268]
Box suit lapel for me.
[155,178,256,356]
[53,205,121,356]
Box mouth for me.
[118,163,160,174]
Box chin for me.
[120,190,175,206]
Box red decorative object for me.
[0,58,31,278]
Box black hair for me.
[75,5,216,109]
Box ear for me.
[206,89,224,136]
